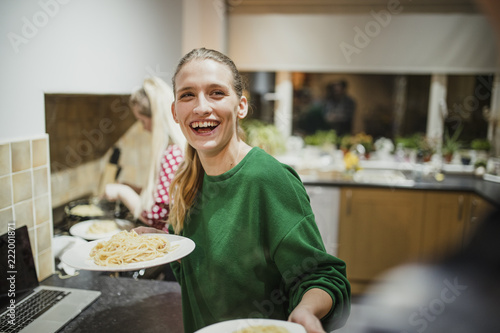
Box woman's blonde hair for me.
[169,48,245,234]
[129,77,186,220]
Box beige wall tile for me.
[12,171,32,203]
[33,167,49,197]
[34,195,50,225]
[36,222,52,253]
[0,137,53,282]
[37,249,54,281]
[32,137,48,168]
[14,199,33,229]
[0,143,10,176]
[0,208,14,234]
[11,140,31,172]
[0,175,12,210]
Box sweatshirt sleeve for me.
[257,159,350,329]
[273,214,351,329]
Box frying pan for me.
[64,198,130,223]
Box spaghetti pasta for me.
[87,220,119,234]
[89,230,176,266]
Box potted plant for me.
[414,134,436,162]
[339,135,354,154]
[459,150,472,165]
[470,138,491,152]
[304,130,337,151]
[240,119,286,156]
[351,132,374,159]
[442,126,462,163]
[395,135,420,161]
[395,136,419,150]
[470,138,491,163]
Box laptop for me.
[0,225,101,333]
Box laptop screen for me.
[0,225,40,310]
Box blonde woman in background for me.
[105,77,185,232]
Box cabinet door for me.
[338,187,425,287]
[421,192,469,261]
[464,194,496,243]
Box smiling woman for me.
[154,48,351,333]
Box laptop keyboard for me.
[0,289,70,333]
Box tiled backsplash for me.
[0,135,54,281]
[0,123,151,281]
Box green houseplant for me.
[403,133,436,162]
[470,138,491,164]
[240,119,286,156]
[442,126,463,163]
[339,135,354,153]
[304,130,337,148]
[470,138,491,152]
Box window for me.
[291,73,432,140]
[241,72,493,146]
[444,74,493,146]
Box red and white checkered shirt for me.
[141,144,183,232]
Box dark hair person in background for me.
[136,48,351,333]
[296,79,356,137]
[323,80,356,137]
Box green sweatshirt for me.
[171,147,350,332]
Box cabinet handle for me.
[470,198,478,224]
[457,195,464,221]
[346,190,352,216]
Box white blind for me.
[228,13,499,73]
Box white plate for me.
[61,233,195,272]
[195,319,306,333]
[69,219,135,240]
[52,235,88,259]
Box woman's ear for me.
[237,96,248,120]
[171,102,179,123]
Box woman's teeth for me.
[191,121,219,132]
[191,121,218,128]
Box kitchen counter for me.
[41,269,183,333]
[301,173,500,207]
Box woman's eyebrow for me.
[177,83,229,94]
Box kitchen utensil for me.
[96,146,121,197]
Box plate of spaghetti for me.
[69,219,135,240]
[195,319,306,333]
[61,230,195,271]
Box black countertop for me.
[41,270,183,333]
[302,173,500,207]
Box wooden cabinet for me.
[422,192,496,260]
[337,187,497,294]
[338,187,425,293]
[421,191,469,261]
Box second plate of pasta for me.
[69,219,135,240]
[61,231,195,272]
[195,319,306,333]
